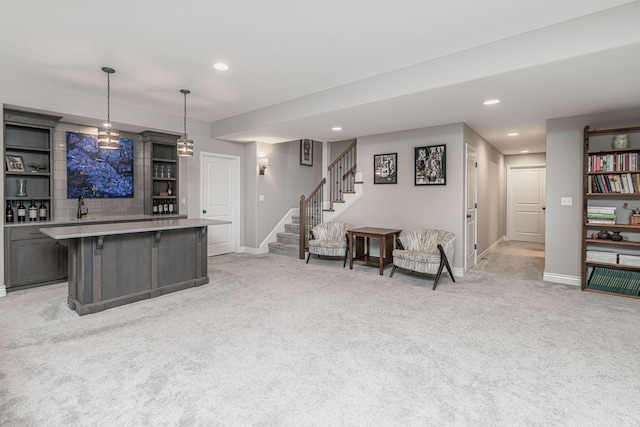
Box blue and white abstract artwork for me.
[66,132,134,198]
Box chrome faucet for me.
[77,196,87,218]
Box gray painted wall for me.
[463,124,506,257]
[545,107,640,279]
[335,124,467,268]
[329,138,356,164]
[504,153,546,168]
[255,139,322,245]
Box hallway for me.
[474,240,545,281]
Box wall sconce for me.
[258,157,269,175]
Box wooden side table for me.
[348,227,402,275]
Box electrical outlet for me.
[259,195,265,202]
[561,197,572,206]
[181,198,186,205]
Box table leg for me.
[379,236,385,275]
[349,233,354,269]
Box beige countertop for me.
[40,218,231,239]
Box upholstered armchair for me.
[306,222,353,267]
[389,229,455,290]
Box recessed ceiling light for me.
[508,132,519,136]
[520,150,530,153]
[483,99,500,105]
[332,127,342,131]
[213,62,229,71]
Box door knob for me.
[466,214,472,218]
[202,210,207,214]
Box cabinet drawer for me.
[9,225,52,241]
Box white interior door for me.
[465,144,477,270]
[201,153,239,255]
[508,166,546,243]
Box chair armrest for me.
[439,237,455,261]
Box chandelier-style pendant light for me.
[97,67,120,150]
[177,89,194,157]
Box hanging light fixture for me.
[97,67,120,150]
[177,89,194,157]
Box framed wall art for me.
[5,155,25,172]
[300,139,313,166]
[66,131,135,198]
[415,144,446,185]
[373,153,397,184]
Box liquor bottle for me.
[17,201,26,222]
[163,199,169,215]
[6,202,14,223]
[168,199,174,214]
[152,200,158,215]
[39,200,47,220]
[167,182,173,196]
[28,200,38,221]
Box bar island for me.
[40,218,230,315]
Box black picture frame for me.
[415,144,446,185]
[300,139,313,166]
[373,153,397,184]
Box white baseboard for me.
[0,285,6,298]
[237,246,265,255]
[478,236,505,260]
[258,208,298,253]
[543,272,581,286]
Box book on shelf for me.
[619,254,640,267]
[586,219,616,225]
[589,173,640,194]
[586,250,618,263]
[586,213,617,219]
[586,266,640,296]
[587,206,616,214]
[588,152,640,173]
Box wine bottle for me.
[6,202,14,223]
[152,200,158,215]
[17,201,26,222]
[158,200,165,215]
[39,200,47,220]
[168,199,174,214]
[163,199,169,215]
[167,182,173,196]
[28,200,38,221]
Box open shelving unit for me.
[141,131,180,216]
[3,110,61,222]
[582,124,640,299]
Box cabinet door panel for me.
[9,238,61,286]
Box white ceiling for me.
[1,0,640,154]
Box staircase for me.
[268,138,359,259]
[267,214,301,258]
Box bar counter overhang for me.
[40,218,230,315]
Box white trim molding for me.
[256,208,299,254]
[478,236,505,260]
[543,272,581,286]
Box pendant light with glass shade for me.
[97,67,120,150]
[177,89,194,157]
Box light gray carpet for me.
[1,241,639,426]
